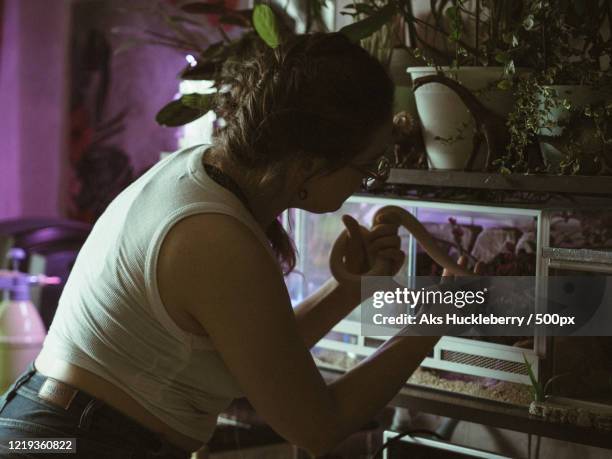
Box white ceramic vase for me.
[407,66,521,170]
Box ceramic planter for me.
[407,66,522,170]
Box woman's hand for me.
[333,213,405,282]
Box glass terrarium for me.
[284,197,612,409]
[284,196,542,405]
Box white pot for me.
[407,66,522,170]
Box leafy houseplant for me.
[138,1,398,129]
[494,0,612,175]
[408,0,536,170]
[344,1,612,175]
[340,1,546,170]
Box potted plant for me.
[403,0,540,170]
[523,354,612,431]
[116,0,397,130]
[340,1,541,170]
[502,1,612,175]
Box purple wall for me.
[0,0,70,220]
[0,0,191,221]
[0,0,20,218]
[69,0,188,175]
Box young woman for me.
[0,32,455,458]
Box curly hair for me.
[212,32,395,275]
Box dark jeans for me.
[0,362,191,458]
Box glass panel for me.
[413,207,538,276]
[548,209,612,250]
[548,267,612,406]
[285,200,411,318]
[411,207,537,349]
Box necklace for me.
[201,158,252,214]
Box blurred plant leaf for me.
[523,353,543,402]
[181,93,214,111]
[342,3,377,17]
[543,372,571,398]
[253,4,281,48]
[156,95,211,127]
[339,3,397,43]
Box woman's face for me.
[294,119,394,213]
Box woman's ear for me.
[290,154,319,181]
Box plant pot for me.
[537,85,612,172]
[407,66,523,170]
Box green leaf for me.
[156,98,207,127]
[497,79,512,90]
[181,93,214,111]
[338,3,397,43]
[445,6,458,20]
[523,353,543,402]
[182,2,226,15]
[342,3,377,16]
[253,4,281,49]
[495,52,509,64]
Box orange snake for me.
[329,205,475,285]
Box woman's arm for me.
[158,213,432,456]
[294,214,404,349]
[293,278,360,349]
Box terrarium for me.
[283,196,612,415]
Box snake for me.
[329,205,475,285]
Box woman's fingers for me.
[442,255,468,279]
[341,214,370,271]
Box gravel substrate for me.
[408,367,533,406]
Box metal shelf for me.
[388,168,612,195]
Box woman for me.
[1,32,446,458]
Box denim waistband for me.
[0,362,192,458]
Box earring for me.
[298,189,308,200]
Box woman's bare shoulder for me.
[157,212,281,312]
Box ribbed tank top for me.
[37,144,279,442]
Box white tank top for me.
[37,144,280,442]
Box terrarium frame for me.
[284,195,612,407]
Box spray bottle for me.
[0,248,60,393]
